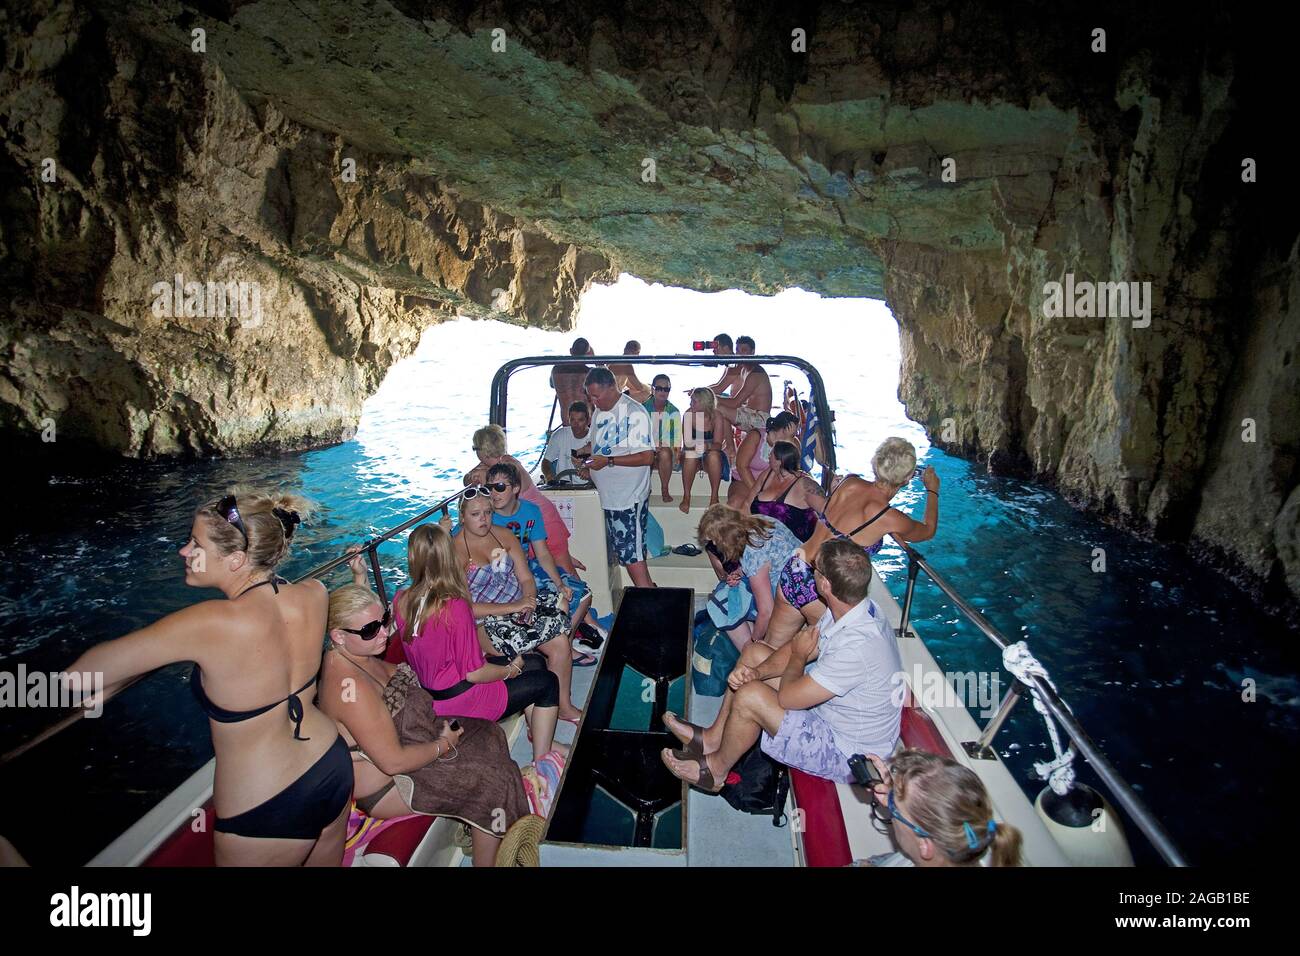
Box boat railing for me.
[891,536,1189,866]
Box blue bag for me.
[706,580,756,632]
[645,509,670,558]
[691,609,740,697]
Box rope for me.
[1001,641,1076,795]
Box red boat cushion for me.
[359,815,436,865]
[789,770,853,867]
[900,704,954,758]
[144,800,216,867]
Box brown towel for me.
[386,665,529,835]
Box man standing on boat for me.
[715,335,773,488]
[579,367,657,588]
[551,338,594,426]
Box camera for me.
[691,340,713,351]
[848,753,883,788]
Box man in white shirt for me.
[660,539,901,790]
[542,401,593,485]
[578,366,656,587]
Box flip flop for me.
[672,543,702,556]
[572,650,598,667]
[661,748,723,794]
[661,712,705,756]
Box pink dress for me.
[394,592,506,721]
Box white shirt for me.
[543,426,591,483]
[588,394,653,510]
[806,598,902,759]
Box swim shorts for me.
[760,708,855,784]
[779,554,819,608]
[603,498,649,566]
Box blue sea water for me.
[0,278,1294,865]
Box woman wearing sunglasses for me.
[464,424,584,576]
[61,490,352,866]
[451,493,585,732]
[856,750,1022,867]
[318,582,528,867]
[355,523,565,761]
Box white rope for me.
[1002,641,1076,795]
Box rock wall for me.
[1,0,1295,601]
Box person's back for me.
[551,337,594,426]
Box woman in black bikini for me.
[63,490,352,866]
[679,387,729,514]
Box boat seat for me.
[144,799,216,867]
[789,701,955,867]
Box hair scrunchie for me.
[272,507,301,539]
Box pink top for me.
[393,590,507,721]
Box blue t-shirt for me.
[493,500,547,555]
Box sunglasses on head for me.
[462,485,492,500]
[341,607,392,640]
[217,495,249,550]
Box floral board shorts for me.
[760,708,856,784]
[779,555,819,609]
[604,499,649,566]
[480,589,569,657]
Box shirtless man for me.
[715,335,773,491]
[551,338,593,426]
[704,333,740,461]
[609,340,653,403]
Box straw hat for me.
[494,814,547,867]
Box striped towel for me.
[800,393,820,474]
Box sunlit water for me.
[1,276,1295,865]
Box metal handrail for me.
[890,535,1189,866]
[488,354,839,489]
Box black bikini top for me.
[188,577,316,741]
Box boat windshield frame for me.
[488,353,838,489]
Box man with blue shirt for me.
[660,539,901,790]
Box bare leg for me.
[568,590,593,634]
[655,447,674,501]
[764,591,811,650]
[663,641,774,753]
[704,450,723,505]
[529,705,561,761]
[679,455,700,513]
[626,560,655,588]
[538,636,582,721]
[726,621,753,650]
[469,827,502,867]
[734,431,762,488]
[662,681,786,786]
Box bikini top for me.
[751,471,818,542]
[818,477,888,555]
[462,530,522,604]
[189,577,316,741]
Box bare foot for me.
[661,490,673,503]
[708,496,720,507]
[678,495,691,514]
[559,707,584,722]
[661,748,724,793]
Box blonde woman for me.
[679,387,730,514]
[765,437,941,650]
[696,504,802,648]
[859,749,1023,867]
[62,490,352,866]
[319,582,528,867]
[464,424,583,574]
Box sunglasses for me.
[462,485,491,500]
[341,607,392,640]
[485,481,511,493]
[653,385,670,392]
[217,495,249,550]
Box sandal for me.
[661,748,723,794]
[661,712,705,756]
[672,543,702,556]
[572,650,598,667]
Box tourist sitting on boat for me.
[484,461,598,662]
[661,540,902,792]
[644,373,683,503]
[550,337,594,427]
[725,410,801,506]
[679,386,729,514]
[855,750,1023,867]
[609,339,653,403]
[319,582,528,867]
[541,400,592,486]
[735,441,827,542]
[62,490,351,866]
[451,491,585,730]
[577,365,658,588]
[697,504,802,647]
[465,423,584,575]
[765,437,940,649]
